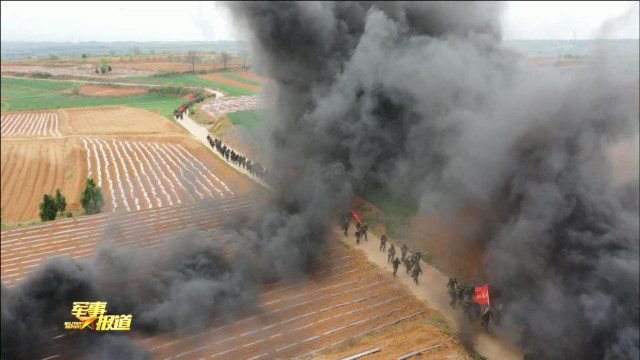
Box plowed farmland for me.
[62,106,187,135]
[0,138,86,222]
[0,106,254,223]
[198,72,262,91]
[1,111,61,137]
[1,194,466,359]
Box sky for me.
[1,1,638,42]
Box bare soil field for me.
[199,73,262,91]
[109,60,245,73]
[1,106,255,223]
[61,106,187,135]
[233,70,267,83]
[1,199,470,359]
[0,64,153,78]
[1,111,61,137]
[0,138,86,222]
[62,84,149,97]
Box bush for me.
[66,211,73,218]
[148,85,204,97]
[188,107,196,116]
[31,71,53,79]
[39,194,58,221]
[80,177,104,215]
[54,188,67,214]
[71,83,81,95]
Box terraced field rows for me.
[81,138,234,212]
[0,195,257,286]
[0,112,61,137]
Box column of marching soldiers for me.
[341,215,501,333]
[206,135,270,182]
[173,94,206,120]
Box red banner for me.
[350,210,362,225]
[473,284,490,305]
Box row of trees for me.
[187,51,243,72]
[39,178,104,222]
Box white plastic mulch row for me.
[82,138,233,213]
[0,112,60,137]
[200,95,263,116]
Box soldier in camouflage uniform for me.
[447,277,458,308]
[494,303,503,325]
[405,255,414,274]
[400,244,409,263]
[481,306,493,332]
[462,285,476,320]
[341,221,349,237]
[411,262,422,284]
[387,244,396,263]
[391,257,401,277]
[379,234,388,251]
[361,222,368,242]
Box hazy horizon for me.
[1,1,638,42]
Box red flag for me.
[473,284,490,305]
[350,210,362,225]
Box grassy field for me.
[126,73,258,96]
[227,109,266,134]
[1,76,184,118]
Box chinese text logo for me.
[64,301,132,331]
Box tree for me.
[221,52,230,69]
[39,194,58,221]
[54,188,66,215]
[107,65,112,72]
[187,51,200,73]
[80,178,104,215]
[81,53,88,60]
[131,47,142,56]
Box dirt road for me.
[339,229,523,360]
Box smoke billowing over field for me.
[1,2,638,360]
[229,2,639,359]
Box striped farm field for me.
[1,195,451,360]
[0,111,61,137]
[0,138,87,223]
[0,105,255,224]
[81,137,238,212]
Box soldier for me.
[361,222,368,242]
[494,303,503,325]
[413,250,422,263]
[355,227,361,244]
[480,306,493,332]
[400,244,409,263]
[447,277,458,308]
[379,234,388,251]
[341,221,349,237]
[391,257,401,277]
[405,255,413,274]
[411,262,422,284]
[387,244,396,263]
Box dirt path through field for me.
[338,228,523,360]
[174,111,271,188]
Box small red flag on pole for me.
[473,284,490,305]
[350,210,362,225]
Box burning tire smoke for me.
[229,2,639,359]
[1,2,638,360]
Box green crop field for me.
[126,73,258,97]
[1,76,184,118]
[227,109,266,135]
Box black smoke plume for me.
[228,2,639,359]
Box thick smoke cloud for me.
[229,2,639,359]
